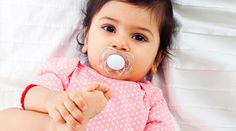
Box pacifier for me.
[101,47,134,77]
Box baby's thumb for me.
[104,89,113,100]
[96,84,113,100]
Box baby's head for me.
[78,0,176,82]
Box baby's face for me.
[83,1,160,81]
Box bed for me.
[0,0,235,130]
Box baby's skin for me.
[47,84,113,131]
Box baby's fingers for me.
[57,104,80,129]
[85,83,110,93]
[69,92,87,111]
[49,109,65,123]
[85,83,113,100]
[96,84,113,99]
[84,83,100,92]
[103,88,113,100]
[64,97,85,123]
[96,84,110,92]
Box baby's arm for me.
[23,85,66,113]
[22,86,88,129]
[23,85,87,128]
[23,83,112,129]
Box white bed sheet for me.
[160,0,236,131]
[0,0,84,108]
[0,0,236,131]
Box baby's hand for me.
[45,91,88,129]
[45,83,112,129]
[81,83,113,119]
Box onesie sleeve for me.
[140,82,174,131]
[20,57,80,109]
[33,57,80,91]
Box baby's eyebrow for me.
[99,16,119,23]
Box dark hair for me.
[77,0,176,64]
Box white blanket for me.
[0,0,235,131]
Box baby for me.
[0,0,176,131]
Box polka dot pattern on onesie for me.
[32,58,174,131]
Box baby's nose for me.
[111,44,129,51]
[112,41,129,52]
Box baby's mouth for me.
[100,47,134,78]
[106,54,125,70]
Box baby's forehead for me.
[95,1,160,31]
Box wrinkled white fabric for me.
[159,0,236,131]
[0,0,85,109]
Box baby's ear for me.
[82,44,88,53]
[150,64,157,74]
[151,51,165,73]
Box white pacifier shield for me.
[106,54,125,70]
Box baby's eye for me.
[132,34,147,42]
[102,25,115,33]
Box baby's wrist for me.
[44,90,60,112]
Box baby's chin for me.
[92,63,142,82]
[99,69,127,80]
[95,68,126,81]
[100,69,143,82]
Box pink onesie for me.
[29,57,173,131]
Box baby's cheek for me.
[128,66,149,81]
